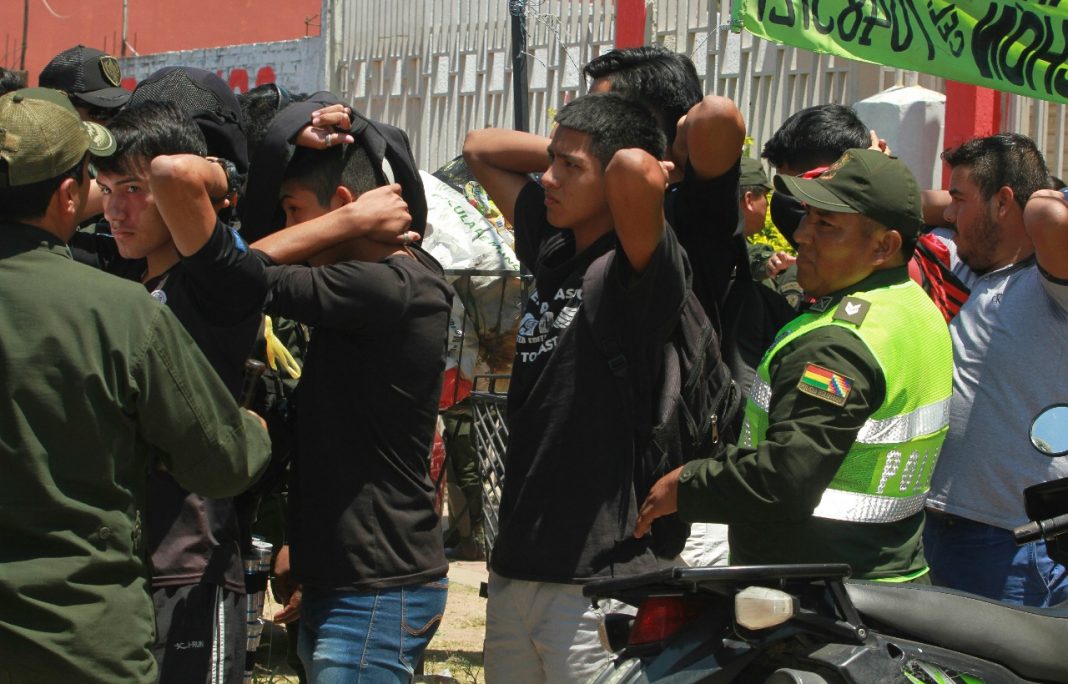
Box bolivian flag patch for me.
[797,363,854,407]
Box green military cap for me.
[0,87,115,188]
[740,157,771,190]
[773,148,923,237]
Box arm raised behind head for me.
[462,128,551,227]
[674,95,745,181]
[149,154,232,256]
[605,148,673,274]
[1024,188,1068,280]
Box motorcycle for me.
[583,404,1068,683]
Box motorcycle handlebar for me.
[1013,513,1068,545]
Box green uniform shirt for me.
[677,266,933,579]
[0,222,271,684]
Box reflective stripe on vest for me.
[745,377,951,446]
[742,280,954,524]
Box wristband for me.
[210,156,239,199]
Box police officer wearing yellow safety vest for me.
[634,148,953,581]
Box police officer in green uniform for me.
[635,149,953,581]
[0,89,271,683]
[740,157,804,309]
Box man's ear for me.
[993,185,1017,218]
[742,190,757,211]
[330,185,355,210]
[55,177,81,219]
[872,227,903,265]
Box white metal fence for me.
[323,0,1066,179]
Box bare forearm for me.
[252,210,363,265]
[681,96,746,180]
[1024,189,1068,279]
[463,128,550,225]
[605,148,669,274]
[150,154,228,255]
[922,190,952,227]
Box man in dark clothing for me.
[251,137,452,681]
[465,92,687,683]
[38,44,130,123]
[90,98,266,684]
[0,88,269,684]
[636,149,954,583]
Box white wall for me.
[118,37,326,96]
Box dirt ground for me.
[250,560,488,683]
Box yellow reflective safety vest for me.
[742,280,953,524]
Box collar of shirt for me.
[803,265,909,314]
[1,221,72,260]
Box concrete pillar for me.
[941,81,1002,188]
[616,0,647,48]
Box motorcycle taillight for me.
[627,596,702,647]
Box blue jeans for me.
[924,513,1068,607]
[298,578,448,683]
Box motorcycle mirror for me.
[1030,405,1068,456]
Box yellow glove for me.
[264,315,302,380]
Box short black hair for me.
[583,46,702,147]
[762,104,870,172]
[239,83,308,159]
[554,92,666,170]
[92,101,207,176]
[0,154,86,221]
[0,67,26,96]
[282,143,380,207]
[942,133,1049,210]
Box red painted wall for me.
[1,0,320,84]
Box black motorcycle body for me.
[584,563,1068,683]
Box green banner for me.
[733,0,1068,104]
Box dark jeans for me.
[925,512,1068,606]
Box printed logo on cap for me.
[99,56,122,87]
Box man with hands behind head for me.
[465,92,689,683]
[248,100,452,682]
[89,99,268,684]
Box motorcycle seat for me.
[845,580,1068,683]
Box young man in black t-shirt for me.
[464,93,687,683]
[90,99,266,684]
[250,143,452,682]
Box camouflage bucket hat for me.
[0,88,115,187]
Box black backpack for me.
[583,250,740,559]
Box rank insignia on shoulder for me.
[808,296,834,313]
[832,296,871,326]
[798,363,854,407]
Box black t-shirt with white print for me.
[492,182,688,584]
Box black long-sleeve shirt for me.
[261,248,453,589]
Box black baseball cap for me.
[129,66,249,173]
[774,148,924,237]
[39,45,130,110]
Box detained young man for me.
[250,141,452,682]
[463,92,688,682]
[89,100,267,684]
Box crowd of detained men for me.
[0,40,1066,684]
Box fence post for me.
[510,1,530,132]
